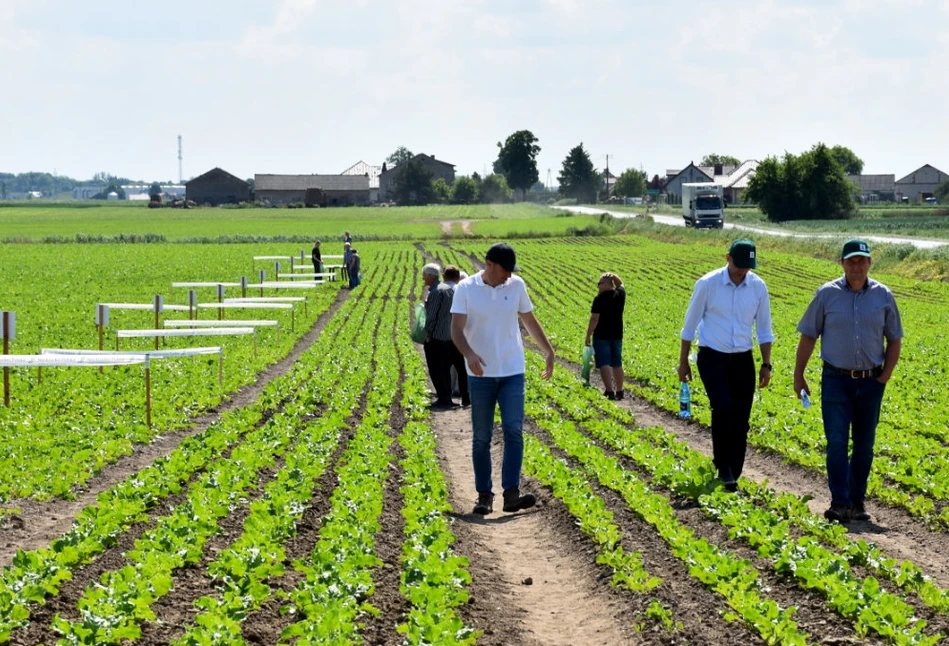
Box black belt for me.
[823,362,883,379]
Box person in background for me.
[451,243,555,515]
[311,239,322,275]
[348,247,361,289]
[794,238,903,523]
[585,272,626,400]
[421,263,452,408]
[450,270,471,399]
[342,242,352,285]
[344,230,352,244]
[678,239,773,492]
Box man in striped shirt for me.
[678,239,774,492]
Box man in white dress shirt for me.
[678,239,774,492]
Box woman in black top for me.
[585,273,626,399]
[311,240,322,274]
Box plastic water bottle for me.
[679,382,691,418]
[800,389,811,409]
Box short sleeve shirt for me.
[450,272,533,377]
[797,277,903,370]
[591,286,626,340]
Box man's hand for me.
[466,351,486,377]
[758,366,771,389]
[793,374,809,398]
[542,351,555,380]
[677,361,692,383]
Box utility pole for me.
[546,168,553,192]
[604,154,611,200]
[177,135,183,184]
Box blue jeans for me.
[469,374,525,494]
[821,368,886,507]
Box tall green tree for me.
[496,130,541,200]
[613,168,647,197]
[828,145,864,175]
[451,176,478,204]
[432,178,451,203]
[148,182,162,197]
[745,143,855,222]
[386,146,414,167]
[391,158,434,205]
[700,154,741,167]
[558,143,598,203]
[479,174,513,203]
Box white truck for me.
[681,183,724,229]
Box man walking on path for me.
[342,242,352,285]
[451,243,555,515]
[678,239,774,492]
[422,263,469,408]
[794,239,903,523]
[585,272,626,400]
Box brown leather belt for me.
[823,362,883,379]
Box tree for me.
[246,178,255,193]
[613,168,647,198]
[432,178,451,203]
[558,143,598,203]
[479,174,513,203]
[148,182,162,197]
[451,176,478,204]
[745,143,855,222]
[647,174,666,191]
[391,157,434,205]
[386,146,414,167]
[935,179,949,204]
[700,154,741,167]
[496,130,541,200]
[828,145,864,175]
[0,181,6,200]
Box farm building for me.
[665,161,758,204]
[847,174,896,203]
[895,164,949,202]
[378,154,456,202]
[255,174,370,207]
[186,168,251,206]
[341,161,382,203]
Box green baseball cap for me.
[841,238,871,259]
[728,239,757,269]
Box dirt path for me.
[582,365,949,590]
[439,220,474,235]
[0,289,351,566]
[428,403,637,645]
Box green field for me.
[1,206,949,644]
[0,202,617,241]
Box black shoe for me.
[614,390,624,401]
[473,492,494,515]
[428,400,460,410]
[502,488,537,512]
[604,390,615,400]
[851,501,871,522]
[461,397,471,407]
[722,479,738,493]
[824,504,852,523]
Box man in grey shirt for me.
[793,239,903,523]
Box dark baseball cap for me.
[728,239,757,269]
[842,238,871,259]
[485,242,521,272]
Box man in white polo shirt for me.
[451,243,555,515]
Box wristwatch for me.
[761,363,772,371]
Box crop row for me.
[522,349,948,644]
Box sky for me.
[1,0,947,184]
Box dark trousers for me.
[696,347,756,482]
[424,339,468,404]
[821,369,886,507]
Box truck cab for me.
[681,182,724,229]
